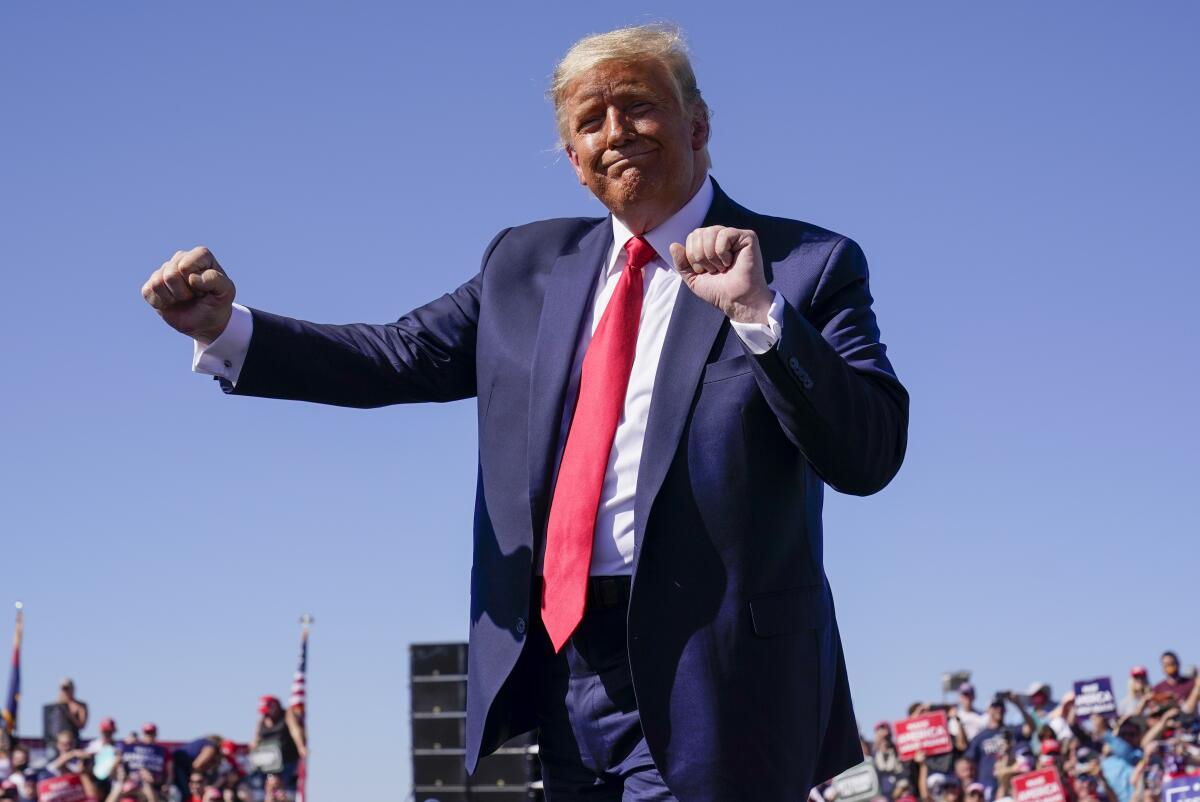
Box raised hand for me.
[669,226,773,324]
[141,246,236,344]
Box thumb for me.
[188,268,234,300]
[668,242,690,274]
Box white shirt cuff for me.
[730,291,784,354]
[192,303,253,385]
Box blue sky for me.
[2,1,1197,798]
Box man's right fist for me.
[141,246,236,344]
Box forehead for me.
[563,59,676,107]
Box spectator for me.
[955,684,987,742]
[170,736,222,799]
[873,721,904,797]
[0,745,34,802]
[88,716,122,792]
[106,764,161,802]
[262,773,288,802]
[1022,682,1055,718]
[46,730,88,777]
[1100,719,1145,802]
[54,678,90,740]
[926,773,963,802]
[893,777,918,802]
[249,696,303,789]
[1153,651,1196,705]
[1120,667,1153,717]
[183,771,207,802]
[964,696,1026,800]
[953,756,976,787]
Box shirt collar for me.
[608,175,714,275]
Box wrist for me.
[727,288,774,325]
[195,310,233,346]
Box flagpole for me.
[292,614,312,802]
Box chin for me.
[596,168,661,212]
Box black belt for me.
[534,575,631,610]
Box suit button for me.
[515,617,526,635]
[788,356,801,371]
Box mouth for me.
[602,147,658,173]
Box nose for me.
[603,106,635,147]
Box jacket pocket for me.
[749,584,825,637]
[701,354,753,384]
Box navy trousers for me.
[529,583,677,801]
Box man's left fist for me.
[669,226,773,324]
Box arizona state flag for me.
[2,605,21,736]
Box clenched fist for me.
[141,246,235,344]
[669,226,773,324]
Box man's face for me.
[955,758,975,782]
[988,704,1004,726]
[562,58,708,230]
[57,732,75,752]
[1162,654,1179,678]
[189,774,205,796]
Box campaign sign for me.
[1162,776,1200,802]
[1013,769,1066,802]
[36,775,89,802]
[122,743,168,784]
[1073,677,1116,718]
[893,712,953,761]
[832,761,881,802]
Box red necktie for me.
[541,236,656,652]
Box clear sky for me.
[2,1,1197,799]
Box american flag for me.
[291,616,311,802]
[289,624,308,712]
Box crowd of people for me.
[5,651,1195,801]
[834,651,1200,802]
[0,682,305,802]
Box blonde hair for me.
[549,23,711,167]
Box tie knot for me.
[623,236,656,270]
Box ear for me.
[690,103,710,152]
[565,145,587,186]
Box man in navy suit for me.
[142,24,908,802]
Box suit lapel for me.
[632,180,745,551]
[527,218,613,539]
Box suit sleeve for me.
[220,228,510,409]
[745,236,909,496]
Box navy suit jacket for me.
[225,179,908,800]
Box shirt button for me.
[515,617,526,635]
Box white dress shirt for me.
[193,175,783,576]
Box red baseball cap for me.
[99,717,117,733]
[258,695,281,714]
[1131,665,1149,678]
[141,722,157,734]
[1041,739,1061,755]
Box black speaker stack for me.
[410,643,543,802]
